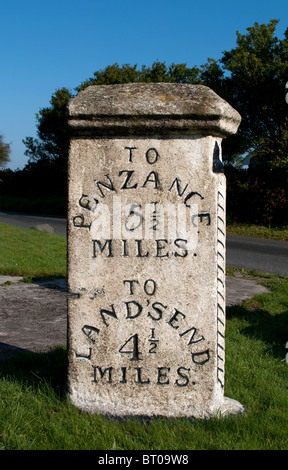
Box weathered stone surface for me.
[68,83,241,137]
[67,83,243,418]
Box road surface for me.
[226,234,288,276]
[0,211,67,236]
[0,211,287,276]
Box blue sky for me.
[1,0,288,170]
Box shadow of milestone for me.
[33,278,67,292]
[0,346,68,397]
[226,304,288,360]
[0,342,37,362]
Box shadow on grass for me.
[0,346,68,397]
[226,303,288,360]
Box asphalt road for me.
[226,234,288,276]
[0,211,288,276]
[0,211,67,236]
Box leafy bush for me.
[226,167,288,226]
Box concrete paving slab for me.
[0,276,24,284]
[226,275,270,306]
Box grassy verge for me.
[0,222,287,449]
[227,223,288,241]
[0,273,287,450]
[0,222,66,279]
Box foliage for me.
[0,164,67,215]
[77,61,201,91]
[226,166,288,226]
[22,88,72,172]
[220,19,288,166]
[0,135,10,168]
[0,89,72,211]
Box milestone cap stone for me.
[68,83,241,137]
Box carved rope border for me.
[217,188,225,388]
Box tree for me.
[77,63,141,89]
[22,87,73,172]
[0,135,10,167]
[204,19,288,168]
[212,20,288,226]
[77,61,201,91]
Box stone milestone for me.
[67,83,245,418]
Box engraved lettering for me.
[192,212,211,226]
[76,348,92,360]
[119,170,138,189]
[149,341,158,353]
[135,367,150,384]
[125,301,143,319]
[191,349,210,365]
[175,367,190,387]
[100,304,118,327]
[79,194,98,211]
[148,328,159,353]
[92,239,113,258]
[124,204,142,231]
[92,366,112,383]
[136,239,149,257]
[184,191,204,207]
[174,238,188,257]
[120,367,127,383]
[82,325,100,344]
[88,364,197,386]
[123,279,139,295]
[142,171,159,189]
[179,327,205,345]
[145,148,159,164]
[156,239,169,258]
[147,302,167,321]
[169,177,188,197]
[95,174,115,197]
[119,334,142,361]
[122,239,128,257]
[167,309,186,329]
[73,214,91,229]
[143,279,156,296]
[157,367,170,385]
[124,146,137,162]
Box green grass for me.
[227,223,288,241]
[0,222,287,449]
[0,274,287,450]
[0,222,66,279]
